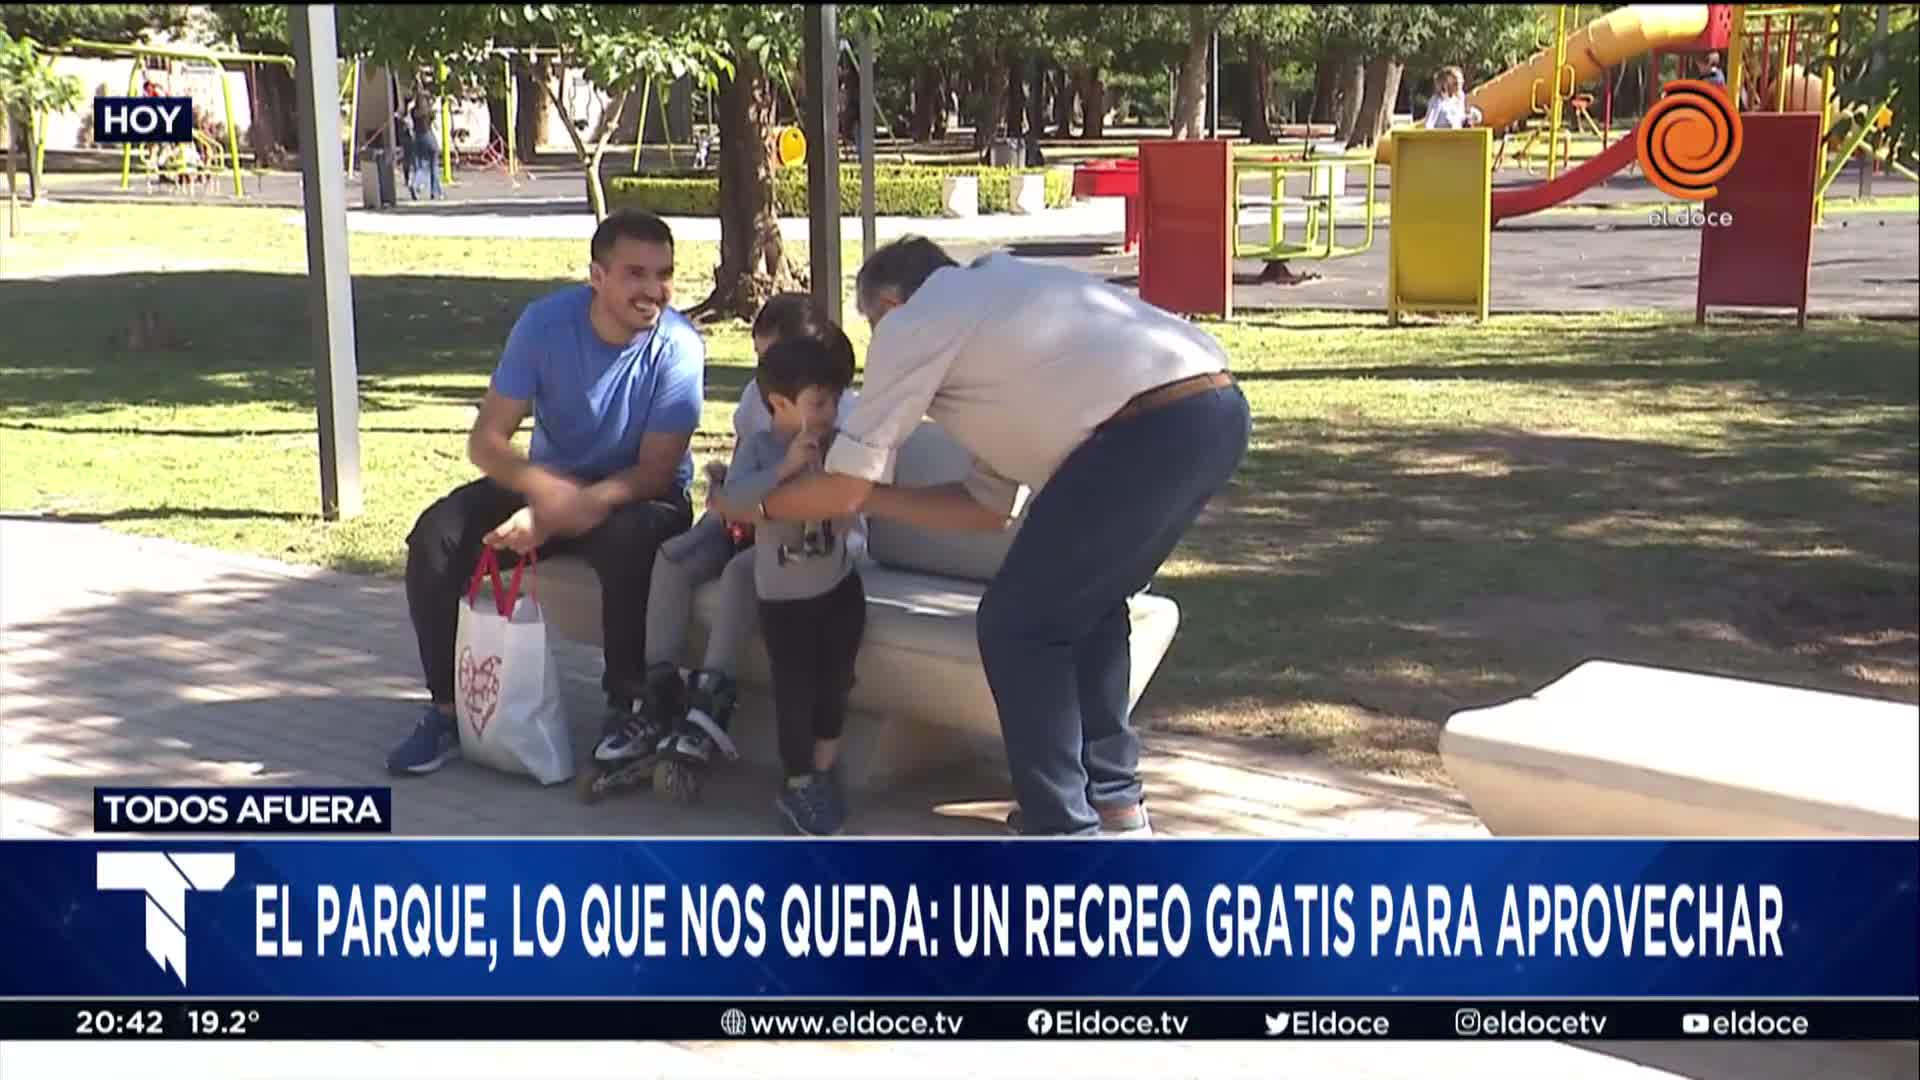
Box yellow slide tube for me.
[1378,4,1712,164]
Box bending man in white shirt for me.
[755,238,1252,837]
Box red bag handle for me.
[466,546,540,617]
[465,545,506,614]
[502,548,538,615]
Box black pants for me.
[405,477,692,705]
[758,571,866,777]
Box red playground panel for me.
[1695,112,1822,327]
[1073,159,1141,253]
[1138,139,1233,319]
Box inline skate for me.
[577,662,685,803]
[654,670,741,804]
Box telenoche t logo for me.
[96,851,235,985]
[93,96,195,144]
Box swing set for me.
[49,38,290,199]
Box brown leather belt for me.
[1102,371,1235,429]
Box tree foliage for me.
[0,4,190,45]
[1,25,84,219]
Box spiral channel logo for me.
[1636,79,1744,201]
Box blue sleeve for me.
[717,435,784,514]
[647,326,705,435]
[490,305,542,401]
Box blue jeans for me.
[411,137,442,198]
[978,380,1251,835]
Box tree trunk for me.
[1309,53,1338,125]
[1052,63,1076,136]
[1024,59,1047,158]
[514,56,548,163]
[1346,55,1403,148]
[933,68,951,139]
[245,64,292,167]
[1171,8,1213,138]
[1078,67,1106,138]
[911,65,939,142]
[23,122,41,203]
[970,53,1005,151]
[1331,56,1365,144]
[585,90,629,218]
[696,47,801,323]
[1246,53,1274,143]
[543,76,603,217]
[486,94,509,153]
[1005,62,1025,139]
[5,120,17,239]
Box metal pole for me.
[1207,30,1219,139]
[1817,3,1839,224]
[287,4,363,520]
[1547,4,1569,181]
[803,5,842,325]
[382,68,397,181]
[219,64,244,196]
[504,56,517,176]
[1729,5,1748,110]
[343,58,358,175]
[858,31,876,263]
[120,61,138,190]
[438,56,453,185]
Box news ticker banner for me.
[0,836,1915,1003]
[3,998,1914,1041]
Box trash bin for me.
[361,149,396,209]
[374,149,396,207]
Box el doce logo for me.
[1637,80,1744,201]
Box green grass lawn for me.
[3,202,1915,779]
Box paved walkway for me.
[0,516,1481,842]
[6,519,1912,1079]
[287,198,1915,321]
[302,197,1136,245]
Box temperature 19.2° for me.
[187,1008,261,1036]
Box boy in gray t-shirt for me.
[715,336,865,836]
[583,295,858,806]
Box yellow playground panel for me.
[1387,129,1492,326]
[1231,150,1380,263]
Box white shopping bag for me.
[453,547,574,785]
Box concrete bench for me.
[538,421,1183,791]
[1440,660,1919,837]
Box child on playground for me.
[1423,66,1485,129]
[584,294,859,805]
[714,336,864,835]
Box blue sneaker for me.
[386,707,460,775]
[776,773,846,836]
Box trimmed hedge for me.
[606,164,1073,217]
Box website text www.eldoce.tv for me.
[720,1006,966,1038]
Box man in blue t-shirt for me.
[388,209,705,776]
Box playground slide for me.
[1467,4,1711,136]
[1378,4,1710,165]
[1489,134,1639,221]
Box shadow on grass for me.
[0,271,762,416]
[5,270,1915,777]
[4,507,314,524]
[1140,395,1918,770]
